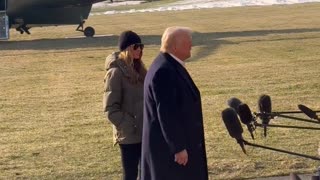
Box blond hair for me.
[160,26,192,53]
[118,48,147,84]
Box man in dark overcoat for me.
[141,26,208,180]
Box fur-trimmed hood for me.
[105,51,130,78]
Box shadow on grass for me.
[1,28,320,57]
[190,28,320,61]
[0,35,119,51]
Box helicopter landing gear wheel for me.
[84,26,95,37]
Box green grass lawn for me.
[1,2,320,179]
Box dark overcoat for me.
[141,52,208,180]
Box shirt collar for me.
[169,53,185,67]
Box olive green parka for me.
[103,52,144,145]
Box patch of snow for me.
[91,0,320,15]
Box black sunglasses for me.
[133,43,144,50]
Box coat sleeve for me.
[103,68,132,127]
[152,68,186,154]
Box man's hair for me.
[160,26,192,53]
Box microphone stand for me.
[242,140,320,161]
[255,123,320,130]
[253,112,320,137]
[270,110,320,114]
[244,140,320,179]
[254,112,320,124]
[274,114,320,124]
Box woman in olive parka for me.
[103,30,146,180]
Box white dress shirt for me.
[169,53,185,67]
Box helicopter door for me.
[0,0,5,11]
[0,0,9,40]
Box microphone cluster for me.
[221,95,320,161]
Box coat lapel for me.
[163,53,200,99]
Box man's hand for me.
[174,149,188,166]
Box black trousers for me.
[119,143,141,180]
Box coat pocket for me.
[116,113,137,138]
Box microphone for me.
[227,97,242,114]
[258,94,272,137]
[298,104,319,121]
[221,108,246,154]
[258,94,272,114]
[238,103,256,140]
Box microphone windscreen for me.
[258,94,272,113]
[221,108,243,139]
[298,104,317,119]
[238,103,254,125]
[227,97,242,114]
